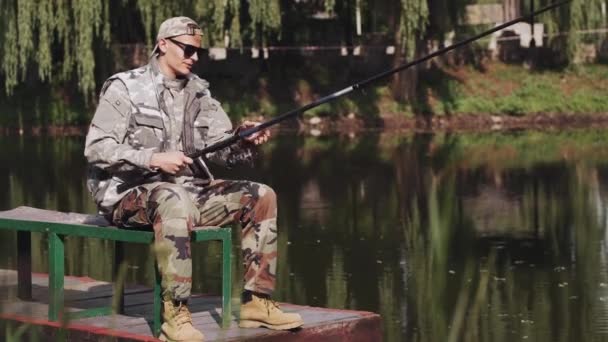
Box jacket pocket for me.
[192,116,210,149]
[133,113,164,128]
[129,112,165,150]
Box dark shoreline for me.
[3,112,608,136]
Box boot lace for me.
[175,303,193,325]
[261,297,281,316]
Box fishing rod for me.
[189,0,567,159]
[117,0,568,193]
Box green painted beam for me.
[192,227,232,242]
[221,233,232,329]
[0,218,231,243]
[48,233,64,322]
[0,218,154,243]
[1,216,233,330]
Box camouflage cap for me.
[151,16,203,56]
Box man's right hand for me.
[150,152,193,175]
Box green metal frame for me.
[0,217,233,337]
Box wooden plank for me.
[0,300,381,341]
[68,302,236,338]
[0,207,110,226]
[73,314,151,330]
[64,290,156,310]
[0,301,49,318]
[0,206,127,240]
[0,270,382,341]
[120,299,366,338]
[0,218,155,243]
[0,312,159,342]
[120,301,228,326]
[29,271,150,293]
[66,296,371,340]
[0,206,226,242]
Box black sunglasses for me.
[167,38,204,58]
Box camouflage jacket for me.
[85,58,252,215]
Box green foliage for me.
[425,63,608,116]
[248,0,281,45]
[0,0,109,97]
[324,0,336,16]
[136,0,176,47]
[426,0,472,39]
[135,0,281,48]
[0,0,283,97]
[398,0,429,59]
[1,3,19,92]
[531,0,606,64]
[221,93,266,120]
[1,0,606,117]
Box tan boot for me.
[159,301,205,342]
[239,293,304,330]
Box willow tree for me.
[0,0,110,96]
[527,0,605,64]
[0,0,282,97]
[390,0,430,102]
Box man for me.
[84,17,303,342]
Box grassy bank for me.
[420,62,608,117]
[159,61,608,124]
[1,62,608,130]
[213,61,608,121]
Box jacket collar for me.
[149,57,188,92]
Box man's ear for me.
[158,39,168,54]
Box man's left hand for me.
[240,120,271,145]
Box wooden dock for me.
[0,270,381,341]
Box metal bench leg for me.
[154,261,162,337]
[48,232,64,321]
[17,231,32,300]
[221,231,232,329]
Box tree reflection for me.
[3,130,608,341]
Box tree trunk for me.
[503,0,521,21]
[389,0,418,103]
[344,0,354,47]
[391,53,419,103]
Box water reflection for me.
[2,130,608,341]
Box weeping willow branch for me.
[0,0,282,97]
[1,2,19,93]
[399,0,430,60]
[0,0,602,98]
[249,0,281,46]
[0,0,109,96]
[325,0,336,16]
[530,0,605,63]
[136,0,279,48]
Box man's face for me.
[158,34,202,77]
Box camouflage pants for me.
[112,179,278,301]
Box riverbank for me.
[3,112,608,137]
[302,61,608,133]
[1,62,607,134]
[419,62,608,116]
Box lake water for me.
[2,129,608,342]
